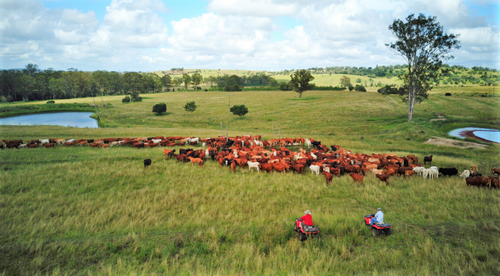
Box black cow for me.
[445,93,452,96]
[144,158,152,168]
[179,148,194,155]
[438,167,458,176]
[424,155,433,165]
[225,139,235,147]
[311,141,322,149]
[330,145,338,152]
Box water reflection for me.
[448,127,500,143]
[0,112,98,128]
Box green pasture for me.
[1,86,499,275]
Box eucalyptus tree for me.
[387,13,460,122]
[182,73,192,90]
[191,73,203,89]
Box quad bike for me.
[364,214,392,236]
[294,218,320,241]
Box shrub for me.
[279,82,291,91]
[46,100,55,104]
[377,85,405,95]
[122,96,131,103]
[130,92,142,102]
[354,85,366,92]
[6,96,14,103]
[224,85,241,91]
[184,101,197,112]
[348,85,354,91]
[152,103,167,115]
[230,105,249,116]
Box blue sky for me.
[1,0,499,71]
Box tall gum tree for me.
[387,13,460,122]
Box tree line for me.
[0,64,287,102]
[0,64,172,102]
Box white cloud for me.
[0,0,498,70]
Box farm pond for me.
[0,112,98,128]
[448,127,500,143]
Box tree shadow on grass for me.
[154,112,172,116]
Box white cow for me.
[310,152,317,160]
[423,167,439,179]
[309,165,320,176]
[187,137,200,144]
[460,170,470,178]
[247,161,260,172]
[305,138,312,148]
[413,166,425,176]
[429,166,439,179]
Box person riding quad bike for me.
[294,210,320,241]
[364,208,392,236]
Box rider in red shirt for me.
[301,210,314,226]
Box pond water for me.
[0,112,98,128]
[448,127,500,143]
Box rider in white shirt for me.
[371,208,384,226]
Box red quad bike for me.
[294,218,320,241]
[364,214,392,236]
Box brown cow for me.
[188,157,204,166]
[272,163,286,173]
[491,168,500,176]
[322,171,333,185]
[376,173,390,185]
[423,155,433,165]
[349,172,364,186]
[405,170,416,178]
[489,177,499,189]
[260,163,273,173]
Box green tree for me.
[191,73,203,89]
[152,103,167,115]
[160,75,172,91]
[184,101,197,112]
[289,69,314,98]
[182,73,191,90]
[23,63,39,76]
[340,76,351,87]
[122,72,146,94]
[18,75,35,101]
[230,105,248,116]
[387,13,460,122]
[172,79,179,87]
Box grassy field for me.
[1,86,500,275]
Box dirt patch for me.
[430,118,447,122]
[425,136,488,149]
[430,113,447,122]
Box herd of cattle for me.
[1,136,499,189]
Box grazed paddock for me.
[1,88,499,275]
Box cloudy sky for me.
[1,0,498,72]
